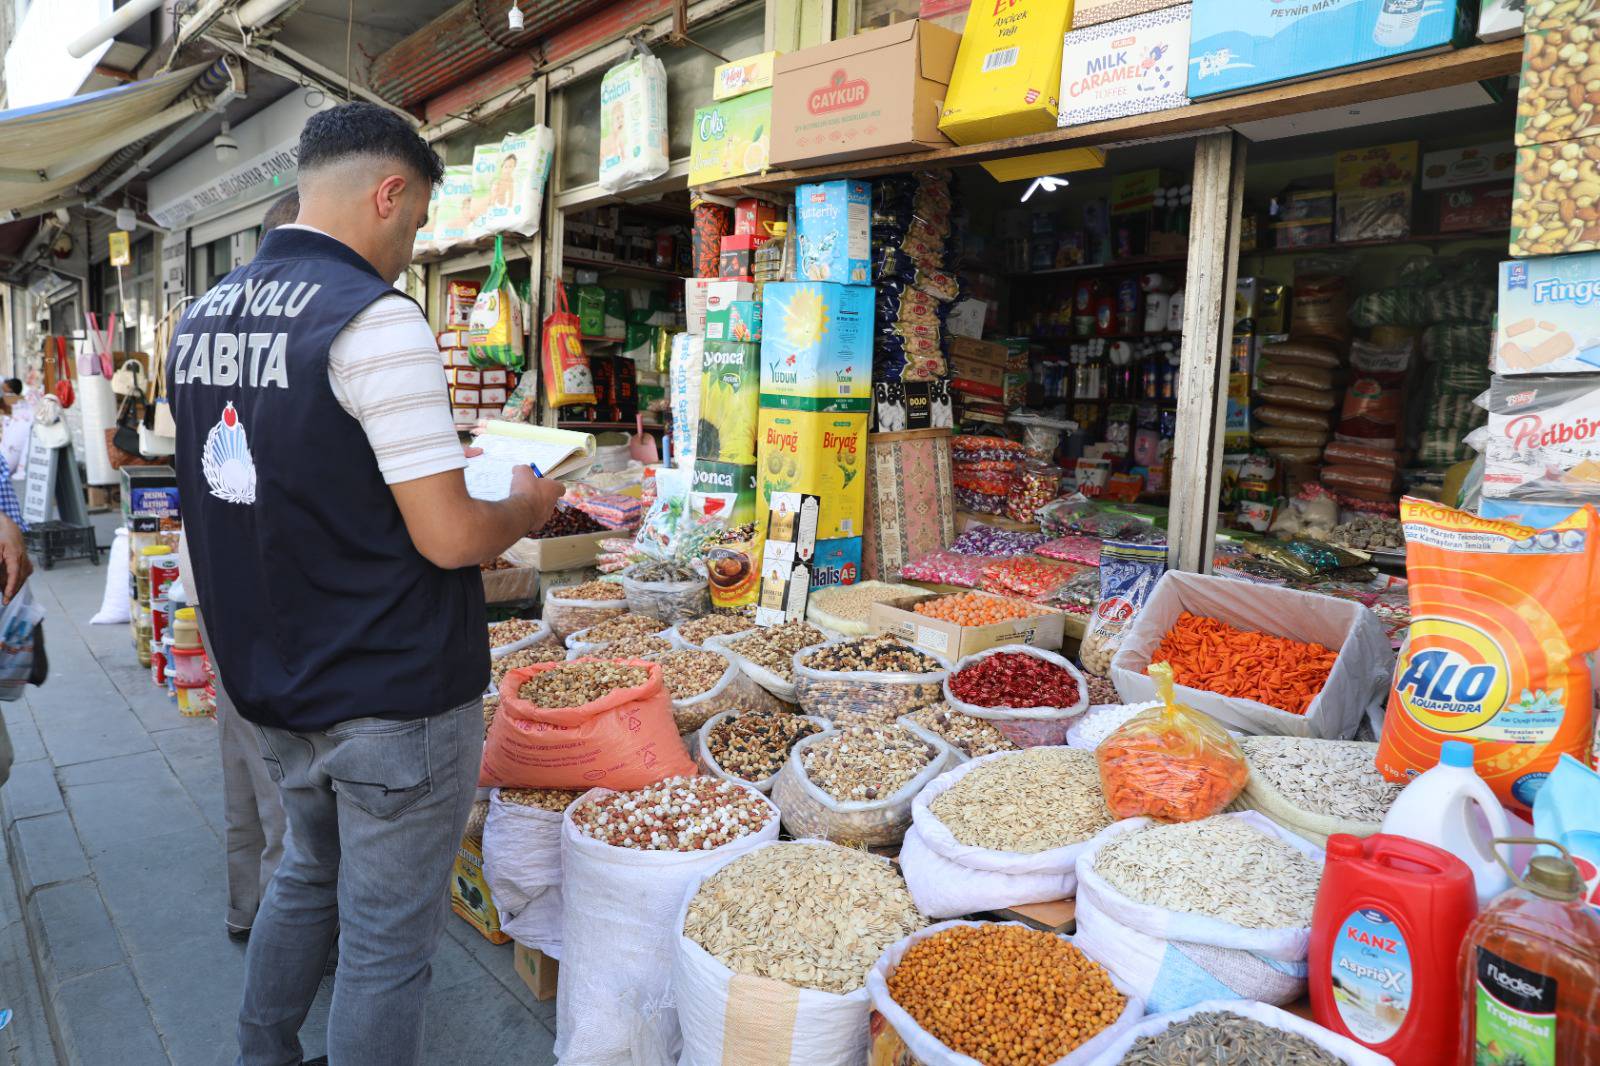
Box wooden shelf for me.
[698,39,1522,195]
[1016,254,1189,277]
[1241,227,1507,256]
[563,255,684,283]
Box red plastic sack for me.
[480,658,692,790]
[1323,440,1401,471]
[1321,464,1399,496]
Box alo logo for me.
[809,69,868,114]
[696,109,726,143]
[1394,619,1508,732]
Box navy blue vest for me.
[167,227,488,731]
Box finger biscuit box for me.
[1495,255,1600,374]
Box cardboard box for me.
[759,282,874,410]
[1422,141,1515,190]
[1516,24,1600,147]
[450,387,481,406]
[513,942,559,1001]
[870,592,1066,660]
[694,279,756,336]
[1511,138,1600,257]
[714,51,777,100]
[755,497,865,624]
[705,299,762,343]
[795,181,872,285]
[979,147,1108,183]
[719,234,764,279]
[940,0,1074,143]
[450,836,510,944]
[1334,141,1418,192]
[517,529,612,571]
[698,340,761,464]
[1478,0,1522,41]
[444,348,473,368]
[685,278,713,335]
[688,89,772,187]
[1337,187,1412,243]
[1188,0,1472,98]
[871,379,954,432]
[735,199,780,237]
[122,465,179,521]
[480,368,510,387]
[769,20,961,168]
[1073,0,1187,28]
[1436,184,1512,233]
[480,387,508,406]
[945,335,1011,368]
[755,408,869,541]
[1059,6,1194,127]
[452,367,482,387]
[949,355,1006,399]
[690,459,759,525]
[1493,254,1600,374]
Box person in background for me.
[2,380,21,400]
[167,103,563,1066]
[185,189,300,945]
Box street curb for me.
[3,798,76,1066]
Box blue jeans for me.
[236,699,482,1066]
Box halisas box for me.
[1059,6,1193,127]
[1495,255,1600,375]
[795,180,871,285]
[1187,0,1473,98]
[939,0,1075,143]
[769,20,961,168]
[756,408,869,541]
[759,282,874,410]
[687,89,772,188]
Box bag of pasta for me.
[1096,662,1248,822]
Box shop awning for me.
[0,65,208,218]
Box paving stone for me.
[1,759,62,823]
[32,698,156,769]
[421,973,556,1063]
[31,880,122,981]
[64,770,207,858]
[1,704,46,765]
[130,931,244,1066]
[93,826,225,957]
[52,964,167,1066]
[57,750,172,789]
[10,813,88,892]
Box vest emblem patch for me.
[202,402,257,505]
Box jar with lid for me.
[135,545,167,607]
[134,605,153,668]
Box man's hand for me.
[510,468,565,533]
[0,515,32,604]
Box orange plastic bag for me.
[480,658,693,790]
[1376,499,1600,815]
[1096,662,1249,822]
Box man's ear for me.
[375,174,408,220]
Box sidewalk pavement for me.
[0,517,556,1065]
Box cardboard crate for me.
[450,836,510,945]
[515,530,613,572]
[513,941,559,1001]
[870,592,1066,660]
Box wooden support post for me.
[1168,131,1247,574]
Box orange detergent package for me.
[1376,499,1600,815]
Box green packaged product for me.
[696,339,760,464]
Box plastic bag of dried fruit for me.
[482,788,568,958]
[1096,662,1248,823]
[943,646,1090,747]
[791,637,951,724]
[480,659,693,790]
[667,648,782,735]
[621,559,711,623]
[770,728,951,847]
[542,581,629,641]
[695,710,832,793]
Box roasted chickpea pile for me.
[886,924,1125,1066]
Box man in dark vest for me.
[167,102,563,1066]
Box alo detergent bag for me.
[1377,499,1600,815]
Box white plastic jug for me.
[1381,740,1511,906]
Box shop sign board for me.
[1187,0,1472,99]
[160,231,187,295]
[769,20,961,168]
[1059,5,1193,127]
[713,52,777,100]
[107,231,131,268]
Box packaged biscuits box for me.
[1483,375,1600,501]
[1495,255,1600,375]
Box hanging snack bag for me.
[542,284,597,408]
[1079,541,1167,678]
[1376,499,1600,814]
[467,237,524,369]
[1097,662,1249,822]
[598,50,669,194]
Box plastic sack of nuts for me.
[707,621,829,704]
[696,709,831,792]
[896,549,994,588]
[1079,540,1167,678]
[555,779,779,1065]
[943,646,1090,747]
[489,617,554,660]
[771,725,950,847]
[659,648,781,734]
[563,634,674,662]
[480,659,694,790]
[1072,812,1324,1012]
[542,580,629,641]
[792,637,951,724]
[865,920,1144,1066]
[482,787,575,957]
[621,559,711,623]
[563,613,672,656]
[666,613,756,649]
[899,748,1114,918]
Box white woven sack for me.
[554,784,780,1066]
[865,920,1145,1066]
[899,749,1098,917]
[1085,998,1395,1065]
[671,839,874,1066]
[943,646,1089,746]
[481,789,564,958]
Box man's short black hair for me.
[297,102,445,187]
[3,379,20,396]
[261,190,299,233]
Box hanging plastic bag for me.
[542,283,597,408]
[0,587,44,700]
[483,125,555,236]
[1079,541,1167,678]
[1097,662,1248,822]
[598,49,670,194]
[466,237,524,369]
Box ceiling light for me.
[507,3,524,31]
[115,207,137,231]
[213,120,239,164]
[1020,176,1070,203]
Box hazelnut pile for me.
[726,621,826,681]
[595,634,673,660]
[490,641,567,686]
[571,775,772,851]
[488,617,545,648]
[656,650,732,699]
[499,787,584,813]
[801,724,934,802]
[676,613,757,645]
[556,580,627,601]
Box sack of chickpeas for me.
[555,777,780,1066]
[481,787,580,958]
[865,920,1144,1066]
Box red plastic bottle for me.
[1309,833,1478,1064]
